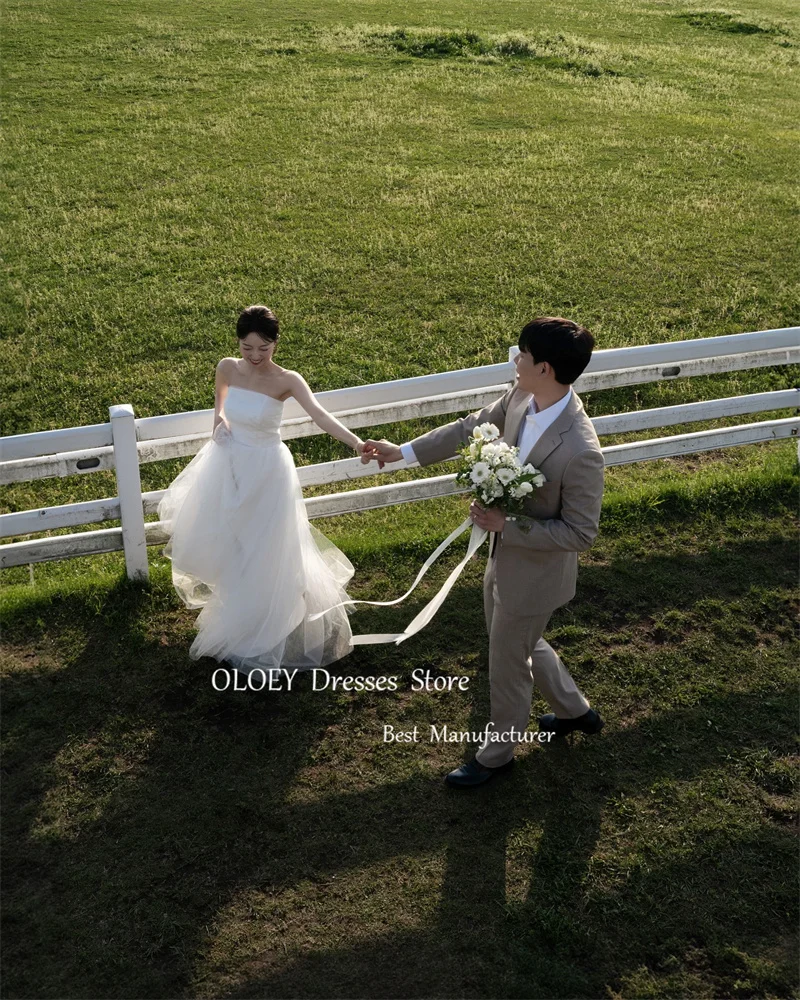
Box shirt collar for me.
[528,387,572,420]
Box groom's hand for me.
[470,500,506,532]
[360,439,403,469]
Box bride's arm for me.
[212,359,232,437]
[286,372,364,453]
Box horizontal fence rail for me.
[1,328,798,576]
[3,387,798,541]
[2,344,799,485]
[3,415,796,569]
[3,326,798,472]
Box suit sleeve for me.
[501,448,605,552]
[408,386,516,468]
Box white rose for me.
[533,474,546,487]
[472,426,485,441]
[517,481,534,495]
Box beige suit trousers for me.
[475,552,591,767]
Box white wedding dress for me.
[157,385,355,674]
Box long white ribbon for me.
[308,517,488,646]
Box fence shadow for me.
[1,533,797,999]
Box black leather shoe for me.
[445,756,514,788]
[538,708,604,738]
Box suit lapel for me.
[492,389,581,555]
[523,390,581,468]
[502,390,531,452]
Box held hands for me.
[359,439,403,469]
[353,439,388,463]
[355,444,506,530]
[470,500,506,533]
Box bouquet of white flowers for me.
[455,422,546,533]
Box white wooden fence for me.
[2,327,798,581]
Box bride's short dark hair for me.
[518,316,595,385]
[237,305,280,342]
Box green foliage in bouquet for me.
[455,423,546,533]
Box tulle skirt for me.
[157,433,355,674]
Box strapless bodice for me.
[223,385,284,447]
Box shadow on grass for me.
[2,527,795,645]
[209,686,796,999]
[1,538,797,998]
[577,533,797,619]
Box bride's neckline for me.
[227,384,285,404]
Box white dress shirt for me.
[400,387,573,467]
[515,387,572,465]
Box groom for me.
[361,317,606,788]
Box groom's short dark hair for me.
[518,317,595,385]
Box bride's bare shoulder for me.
[281,370,313,393]
[216,357,240,378]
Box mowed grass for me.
[2,450,798,999]
[2,0,798,437]
[1,0,799,998]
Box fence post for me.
[109,403,149,582]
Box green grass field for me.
[2,1,799,997]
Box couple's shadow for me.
[1,537,796,999]
[214,685,796,1000]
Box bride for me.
[157,304,370,676]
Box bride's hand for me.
[212,421,231,442]
[360,439,401,469]
[359,440,379,465]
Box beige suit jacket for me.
[409,385,605,616]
